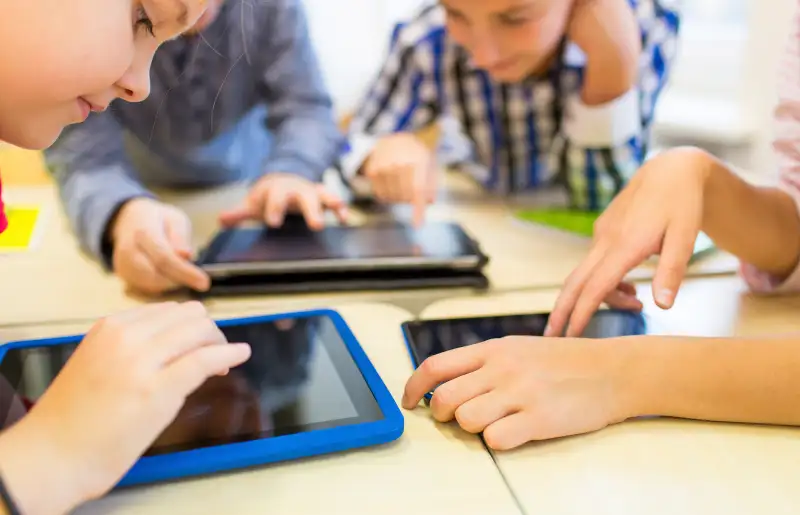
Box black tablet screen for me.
[404,310,647,365]
[207,222,477,264]
[0,314,384,456]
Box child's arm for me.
[733,11,800,290]
[43,113,152,266]
[256,0,342,184]
[700,157,800,283]
[569,0,642,106]
[557,0,679,211]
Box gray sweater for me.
[44,0,342,263]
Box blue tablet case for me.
[0,309,404,488]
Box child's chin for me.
[3,123,62,151]
[486,67,528,84]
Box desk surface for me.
[418,276,800,515]
[0,302,520,515]
[0,181,738,326]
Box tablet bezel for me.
[196,222,487,278]
[0,309,404,488]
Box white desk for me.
[0,303,520,515]
[0,182,738,326]
[417,277,800,515]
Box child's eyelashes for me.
[499,16,530,27]
[135,5,156,37]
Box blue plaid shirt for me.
[342,1,680,210]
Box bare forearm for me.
[699,153,800,278]
[0,419,84,515]
[574,0,641,105]
[622,335,800,426]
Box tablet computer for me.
[401,310,647,400]
[0,309,403,488]
[196,220,488,278]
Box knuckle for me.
[418,355,444,378]
[140,278,168,295]
[181,300,208,317]
[430,385,457,413]
[151,252,170,269]
[94,315,121,337]
[132,227,150,245]
[454,405,482,434]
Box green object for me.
[514,208,716,262]
[515,208,599,237]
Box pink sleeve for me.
[741,6,800,293]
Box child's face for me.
[442,0,573,82]
[0,0,207,150]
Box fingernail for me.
[656,289,673,306]
[544,323,552,336]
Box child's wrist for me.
[0,418,87,515]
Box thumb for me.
[164,214,193,256]
[652,221,697,309]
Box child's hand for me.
[110,198,210,295]
[0,302,251,514]
[219,174,348,231]
[402,335,634,449]
[545,148,711,338]
[362,133,438,227]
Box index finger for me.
[565,247,651,337]
[545,243,608,337]
[137,231,210,292]
[411,167,428,228]
[402,345,487,409]
[295,188,324,230]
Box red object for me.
[0,171,6,234]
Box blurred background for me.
[1,0,796,186]
[303,0,796,182]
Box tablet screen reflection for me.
[0,314,378,456]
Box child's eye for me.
[499,16,529,26]
[135,6,155,36]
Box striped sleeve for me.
[338,8,443,180]
[557,0,680,211]
[740,2,800,293]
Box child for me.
[339,0,680,224]
[402,3,800,450]
[44,0,346,295]
[0,1,251,513]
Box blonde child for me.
[0,1,250,513]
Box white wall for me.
[302,0,428,117]
[653,0,797,177]
[743,0,795,178]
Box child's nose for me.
[469,36,502,70]
[116,72,151,104]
